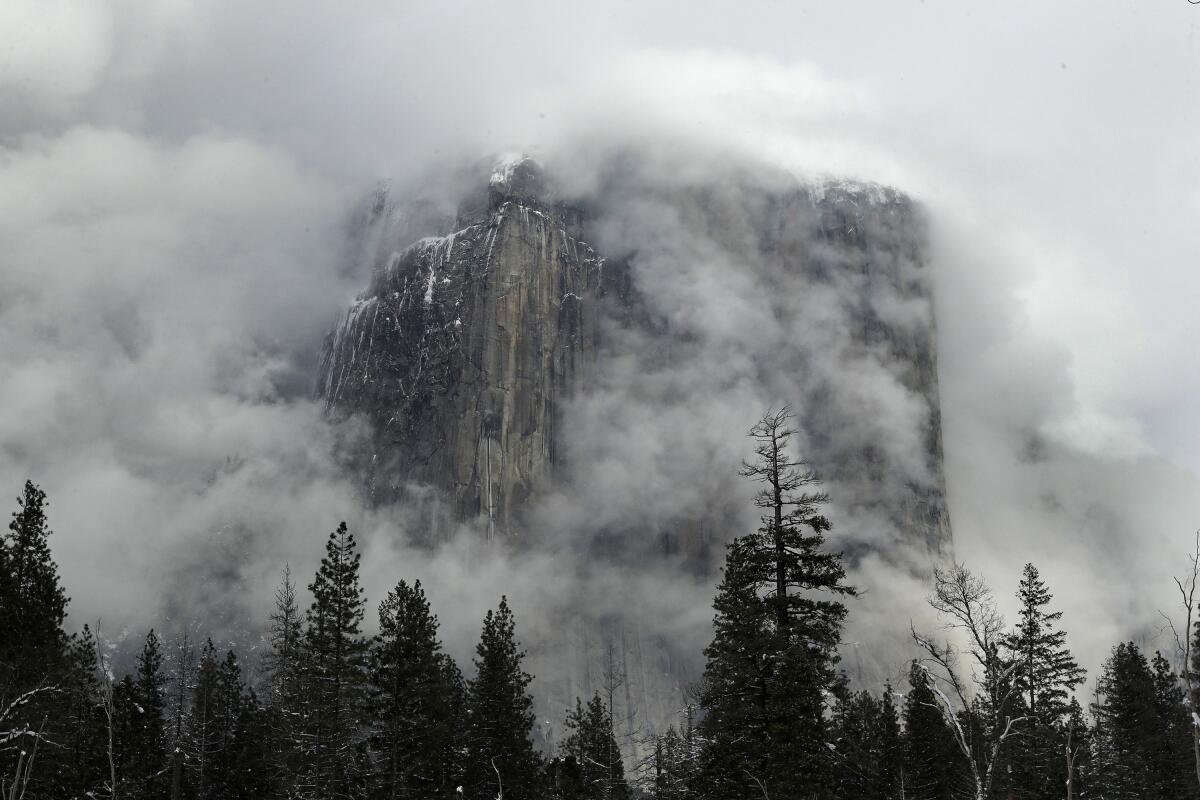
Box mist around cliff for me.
[3,0,1200,704]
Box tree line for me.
[2,409,1200,799]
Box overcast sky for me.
[2,1,1200,681]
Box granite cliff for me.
[318,155,950,562]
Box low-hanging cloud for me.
[2,1,1200,724]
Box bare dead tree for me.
[744,770,771,800]
[0,680,57,800]
[1160,529,1200,791]
[95,625,118,800]
[169,632,194,800]
[1065,715,1084,800]
[491,757,503,800]
[601,635,638,799]
[1,710,49,800]
[911,563,1026,800]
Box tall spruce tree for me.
[694,537,773,799]
[167,632,195,800]
[464,596,540,800]
[900,661,965,800]
[190,638,223,800]
[0,481,71,790]
[559,693,631,800]
[1090,642,1198,800]
[58,625,107,799]
[1063,698,1091,800]
[830,688,902,800]
[263,563,304,797]
[1150,651,1197,800]
[0,481,74,800]
[367,578,460,799]
[696,409,854,800]
[1003,564,1086,719]
[299,521,369,800]
[646,717,700,800]
[830,691,883,800]
[0,481,68,681]
[119,630,168,799]
[999,563,1086,799]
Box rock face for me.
[318,156,951,560]
[319,158,628,540]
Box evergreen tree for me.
[0,481,69,682]
[119,630,169,799]
[366,578,460,799]
[190,638,223,800]
[900,662,965,800]
[646,723,694,800]
[464,596,540,800]
[1150,651,1197,799]
[559,693,631,800]
[696,409,854,800]
[263,563,304,797]
[999,563,1086,799]
[439,654,469,794]
[175,640,275,800]
[829,687,902,800]
[167,632,196,800]
[877,685,903,800]
[298,521,369,800]
[1003,564,1086,721]
[57,625,107,799]
[1062,698,1091,800]
[227,687,276,800]
[830,690,883,800]
[1090,642,1198,800]
[545,753,587,800]
[0,481,71,794]
[693,537,773,799]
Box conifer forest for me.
[5,411,1200,799]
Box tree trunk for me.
[771,432,786,634]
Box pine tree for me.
[0,481,69,680]
[900,662,965,800]
[0,481,71,792]
[57,625,107,799]
[646,724,693,800]
[190,638,223,800]
[642,705,702,800]
[830,690,883,800]
[298,521,369,800]
[209,650,249,800]
[695,409,854,800]
[119,630,169,799]
[559,693,631,800]
[1150,651,1197,799]
[1089,642,1198,800]
[464,596,540,800]
[262,563,304,797]
[1004,564,1086,721]
[693,537,773,800]
[830,688,902,800]
[228,687,276,800]
[167,632,195,800]
[998,563,1086,799]
[366,578,460,799]
[439,653,468,794]
[1063,698,1090,800]
[877,684,903,800]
